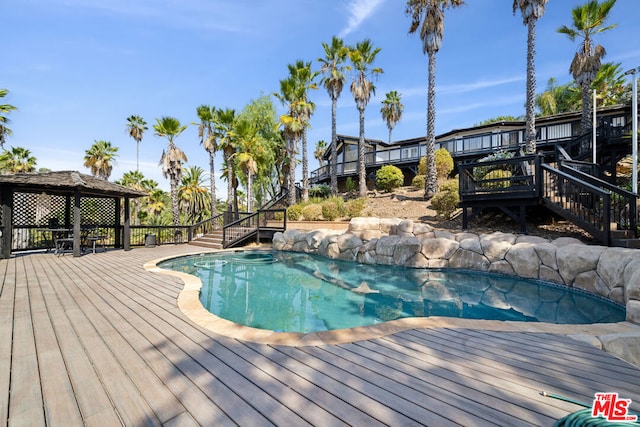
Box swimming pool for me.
[158,250,626,333]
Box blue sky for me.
[3,0,640,192]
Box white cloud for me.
[339,0,386,38]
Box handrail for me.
[541,164,612,245]
[188,213,224,240]
[560,164,637,236]
[222,208,286,248]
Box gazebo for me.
[0,171,146,258]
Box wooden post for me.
[115,197,121,249]
[123,196,131,251]
[73,192,82,257]
[1,188,14,259]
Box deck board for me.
[2,245,639,426]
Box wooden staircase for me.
[188,230,223,250]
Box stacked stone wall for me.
[273,217,640,324]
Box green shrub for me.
[418,156,427,176]
[481,169,512,189]
[440,179,459,193]
[345,177,356,193]
[431,190,460,220]
[412,174,425,190]
[345,198,366,218]
[287,205,303,221]
[473,150,515,180]
[301,204,323,221]
[273,211,284,221]
[376,165,404,192]
[435,148,454,181]
[309,184,331,198]
[321,200,340,221]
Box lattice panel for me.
[80,197,116,226]
[13,192,67,227]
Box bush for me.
[412,174,425,190]
[435,148,454,181]
[321,200,340,221]
[345,198,366,218]
[431,190,460,220]
[431,179,459,220]
[301,204,323,221]
[418,156,427,176]
[481,169,512,189]
[345,177,356,193]
[376,165,404,192]
[473,150,515,180]
[309,184,331,198]
[274,211,284,221]
[287,205,303,221]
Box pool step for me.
[189,230,224,249]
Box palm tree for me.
[0,89,18,149]
[557,0,617,133]
[592,62,628,106]
[215,108,237,213]
[0,146,36,173]
[83,140,118,180]
[513,0,548,154]
[535,77,581,116]
[116,170,154,225]
[318,36,351,196]
[231,118,263,212]
[146,188,167,218]
[179,165,211,223]
[275,76,305,206]
[406,0,465,198]
[349,39,383,198]
[380,91,404,143]
[153,117,188,229]
[126,115,147,172]
[196,105,219,216]
[288,60,318,202]
[314,140,328,166]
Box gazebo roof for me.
[0,171,147,198]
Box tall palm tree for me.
[0,89,18,149]
[380,90,404,143]
[179,165,211,223]
[288,60,318,202]
[83,140,118,180]
[153,117,188,229]
[513,0,548,154]
[196,104,219,216]
[0,146,36,173]
[215,108,236,213]
[349,39,383,198]
[126,115,147,172]
[406,0,465,198]
[318,36,351,196]
[592,62,628,106]
[557,0,617,133]
[535,77,581,116]
[231,118,264,212]
[146,188,167,218]
[275,76,305,206]
[314,140,327,166]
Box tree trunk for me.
[330,96,338,196]
[226,150,234,213]
[580,81,593,134]
[358,107,367,198]
[525,20,537,154]
[209,150,217,215]
[288,135,297,206]
[424,52,439,199]
[302,129,309,202]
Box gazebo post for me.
[123,196,131,251]
[115,197,121,249]
[73,192,82,257]
[1,189,14,259]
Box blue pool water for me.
[158,250,626,333]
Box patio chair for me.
[84,227,106,254]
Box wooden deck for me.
[2,245,639,426]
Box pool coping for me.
[144,247,640,349]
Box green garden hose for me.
[541,391,640,427]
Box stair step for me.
[188,240,223,249]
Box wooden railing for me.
[222,208,286,248]
[541,164,612,245]
[188,213,224,239]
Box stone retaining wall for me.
[272,217,640,324]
